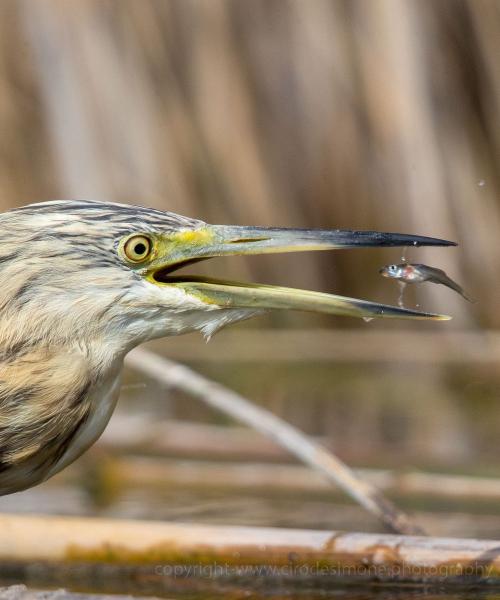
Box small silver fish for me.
[379,263,473,302]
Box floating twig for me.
[0,514,499,586]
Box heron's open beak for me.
[150,225,456,320]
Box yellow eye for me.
[123,235,152,263]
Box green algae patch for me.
[63,538,500,585]
[64,542,342,569]
[65,542,223,566]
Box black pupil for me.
[134,242,147,255]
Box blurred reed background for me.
[0,0,499,532]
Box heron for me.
[0,199,454,496]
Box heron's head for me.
[0,200,454,358]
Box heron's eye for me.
[123,235,152,263]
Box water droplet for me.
[401,246,408,261]
[478,179,486,187]
[363,317,374,323]
[413,241,418,246]
[416,303,420,308]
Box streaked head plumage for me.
[0,200,248,358]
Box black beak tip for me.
[385,233,458,248]
[414,237,458,248]
[347,231,458,248]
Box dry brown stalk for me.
[0,514,499,586]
